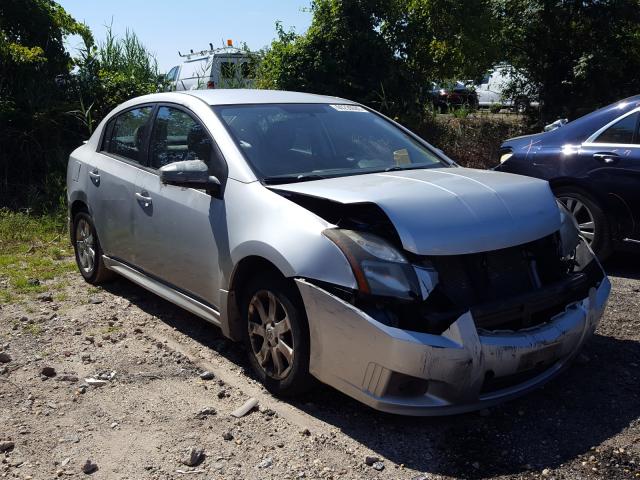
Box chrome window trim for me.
[584,106,640,146]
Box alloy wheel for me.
[75,218,96,275]
[558,196,596,244]
[247,290,295,380]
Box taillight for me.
[206,81,215,89]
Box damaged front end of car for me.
[290,196,610,415]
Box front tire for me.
[555,186,612,260]
[72,212,115,284]
[241,272,313,396]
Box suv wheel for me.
[72,212,114,284]
[555,186,612,260]
[242,273,313,396]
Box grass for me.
[0,208,76,303]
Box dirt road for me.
[1,254,639,479]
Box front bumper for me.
[295,269,610,416]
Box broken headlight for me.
[323,228,420,300]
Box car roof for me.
[181,89,356,106]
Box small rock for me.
[89,297,103,304]
[82,459,98,474]
[222,432,234,441]
[40,366,57,378]
[27,278,40,286]
[196,407,217,418]
[182,447,205,467]
[365,456,380,466]
[217,390,228,399]
[372,461,385,471]
[300,428,311,436]
[61,457,71,467]
[56,374,79,383]
[37,293,53,302]
[199,371,215,380]
[472,462,480,469]
[0,352,11,363]
[0,441,15,452]
[542,468,551,476]
[258,457,273,469]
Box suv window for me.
[595,112,639,144]
[105,107,153,163]
[149,106,224,179]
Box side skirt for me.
[102,256,221,327]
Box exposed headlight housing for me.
[323,229,420,300]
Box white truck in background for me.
[165,42,255,91]
[476,64,539,111]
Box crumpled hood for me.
[271,167,561,255]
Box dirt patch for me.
[1,252,639,479]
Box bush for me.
[489,103,503,114]
[414,115,527,169]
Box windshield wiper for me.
[262,173,328,185]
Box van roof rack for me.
[178,44,244,59]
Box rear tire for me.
[241,272,313,396]
[71,212,115,284]
[554,186,612,260]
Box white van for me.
[165,46,254,91]
[476,64,538,111]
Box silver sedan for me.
[67,90,610,415]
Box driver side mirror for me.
[159,160,221,198]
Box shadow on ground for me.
[101,272,640,479]
[604,250,640,280]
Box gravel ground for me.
[0,252,639,479]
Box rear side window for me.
[104,107,153,163]
[595,112,639,144]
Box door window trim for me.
[144,102,229,185]
[97,103,158,170]
[583,107,640,148]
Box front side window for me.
[213,103,446,182]
[594,112,639,144]
[105,106,153,163]
[149,106,220,175]
[166,66,179,82]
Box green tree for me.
[496,0,640,122]
[258,0,404,110]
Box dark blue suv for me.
[496,95,640,259]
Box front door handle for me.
[593,152,620,164]
[135,191,152,207]
[88,169,100,185]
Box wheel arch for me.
[221,255,297,342]
[549,178,631,239]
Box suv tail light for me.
[206,81,215,89]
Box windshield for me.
[213,103,447,183]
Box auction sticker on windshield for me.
[330,105,367,112]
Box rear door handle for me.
[88,169,100,184]
[135,191,152,207]
[593,152,619,164]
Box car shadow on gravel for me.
[101,277,640,479]
[604,251,640,280]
